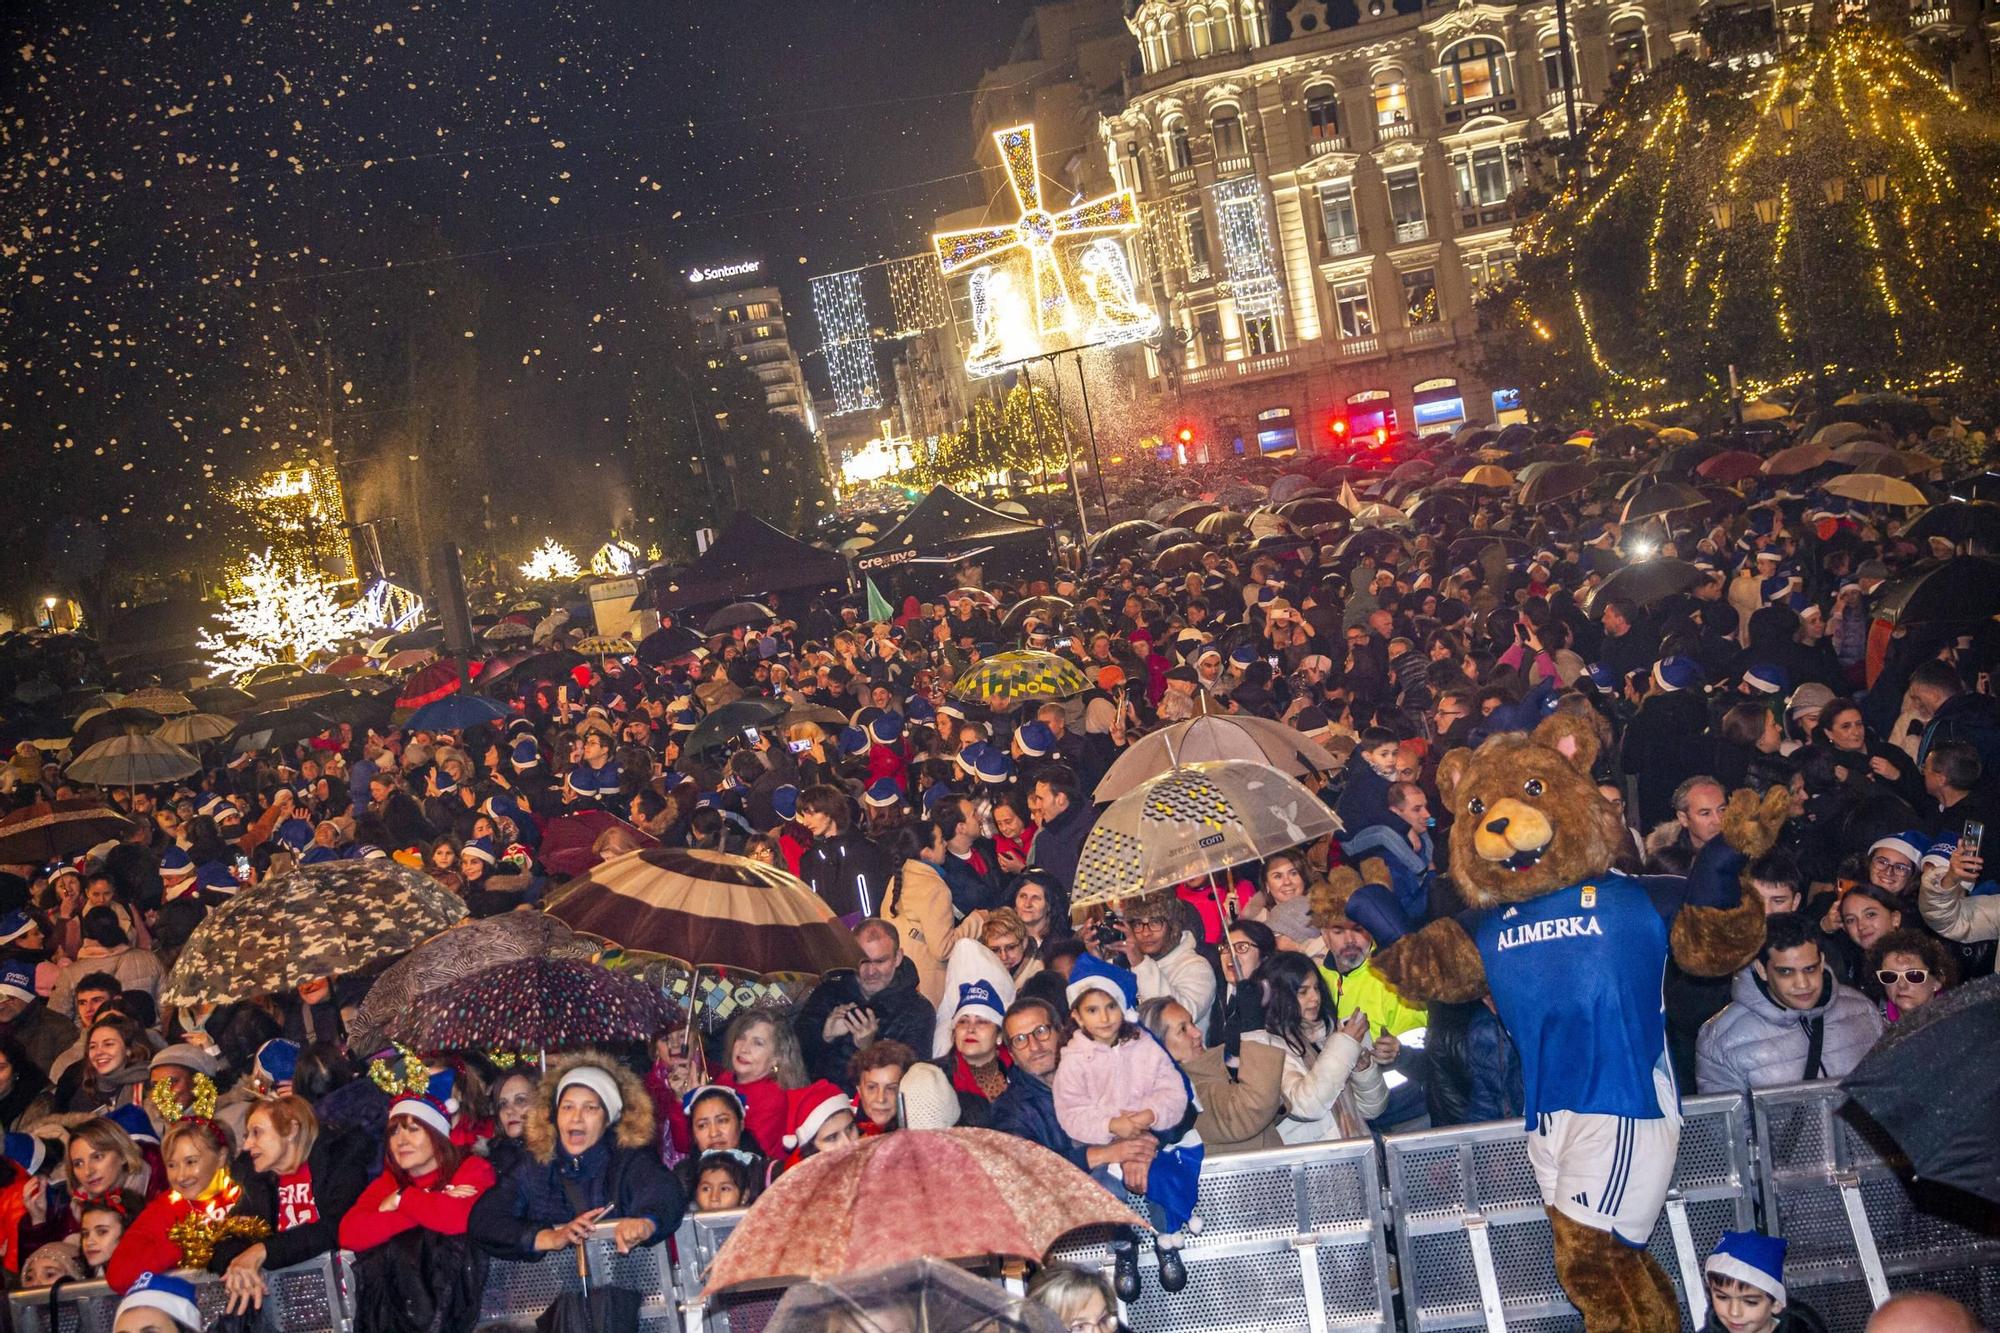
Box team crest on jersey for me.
[1580,885,1597,909]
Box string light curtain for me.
[1211,177,1283,320]
[884,256,950,335]
[811,267,882,416]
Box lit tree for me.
[520,539,582,582]
[198,550,366,678]
[1483,28,2000,418]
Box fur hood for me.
[523,1049,655,1164]
[1643,819,1689,859]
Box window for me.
[1211,107,1245,158]
[1439,38,1512,111]
[1540,32,1575,92]
[1189,7,1213,57]
[1333,278,1375,339]
[1401,269,1441,325]
[1463,246,1519,294]
[1372,70,1410,126]
[1452,142,1525,217]
[1183,207,1212,280]
[1195,309,1225,363]
[1164,119,1193,171]
[744,302,774,319]
[1386,168,1427,241]
[1610,16,1649,76]
[752,325,774,340]
[1243,313,1280,356]
[1305,84,1341,143]
[1317,181,1359,255]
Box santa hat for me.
[681,1083,745,1118]
[1013,721,1054,758]
[1868,832,1925,868]
[158,846,195,881]
[461,838,497,865]
[255,1038,300,1091]
[930,938,1016,1058]
[952,978,1007,1029]
[1065,952,1139,1019]
[781,1080,852,1150]
[1705,1230,1786,1308]
[861,778,902,810]
[389,1069,459,1140]
[973,748,1016,785]
[868,713,904,746]
[119,1272,204,1333]
[511,738,542,771]
[1652,655,1702,693]
[1741,663,1788,696]
[4,1131,49,1176]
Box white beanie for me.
[556,1065,624,1123]
[895,1063,961,1131]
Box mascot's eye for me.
[1524,778,1545,797]
[1467,797,1486,815]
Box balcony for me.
[1182,348,1297,385]
[1320,234,1361,259]
[1309,135,1348,156]
[1376,120,1416,142]
[1340,334,1385,359]
[1405,322,1449,346]
[1393,219,1430,244]
[1170,167,1197,188]
[1457,197,1515,230]
[1442,95,1517,127]
[1544,87,1575,108]
[1215,154,1254,177]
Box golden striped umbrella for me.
[948,649,1090,703]
[0,799,137,862]
[574,635,635,656]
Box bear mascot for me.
[1347,710,1788,1331]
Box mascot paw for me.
[1721,786,1791,858]
[1357,857,1391,889]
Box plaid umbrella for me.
[544,846,861,975]
[949,650,1090,703]
[394,957,672,1053]
[161,860,468,1007]
[349,912,601,1055]
[0,799,136,862]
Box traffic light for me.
[1175,425,1196,446]
[1327,416,1349,439]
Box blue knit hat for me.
[120,1273,204,1332]
[862,778,903,809]
[1705,1231,1786,1307]
[1652,655,1702,692]
[1014,720,1054,758]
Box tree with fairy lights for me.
[1484,27,2000,418]
[199,550,365,679]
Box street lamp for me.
[1709,200,1737,230]
[1820,177,1847,204]
[1752,196,1781,226]
[1861,172,1889,203]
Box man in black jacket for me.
[796,784,892,916]
[1027,765,1093,916]
[794,920,936,1087]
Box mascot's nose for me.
[1484,816,1510,835]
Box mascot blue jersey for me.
[1464,873,1678,1128]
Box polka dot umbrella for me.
[395,956,677,1054]
[948,650,1091,704]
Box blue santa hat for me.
[861,778,903,809]
[119,1272,204,1333]
[507,716,538,738]
[973,747,1016,785]
[1705,1231,1786,1308]
[3,1131,48,1176]
[158,846,194,880]
[920,780,957,814]
[107,1102,159,1147]
[1868,832,1926,868]
[389,1069,459,1141]
[274,816,314,852]
[0,960,33,1004]
[1014,720,1054,758]
[868,713,904,746]
[669,708,701,733]
[194,862,241,897]
[771,784,800,822]
[197,793,229,819]
[1741,663,1788,695]
[0,910,34,948]
[1760,572,1798,605]
[955,741,991,775]
[837,725,872,756]
[255,1038,301,1090]
[1065,952,1139,1019]
[937,699,968,724]
[1228,644,1259,668]
[904,696,938,726]
[1584,662,1620,692]
[1652,655,1702,693]
[511,737,542,771]
[953,978,1007,1028]
[461,837,497,865]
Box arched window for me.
[1439,37,1511,109]
[1609,15,1649,76]
[1211,106,1245,158]
[1163,117,1193,171]
[1372,69,1410,127]
[1189,7,1214,58]
[1305,83,1341,142]
[1539,31,1574,92]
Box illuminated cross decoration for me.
[934,123,1144,339]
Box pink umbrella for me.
[702,1129,1146,1294]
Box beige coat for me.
[1179,1042,1286,1154]
[883,858,976,1007]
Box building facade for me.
[685,259,813,427]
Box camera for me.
[1092,910,1128,952]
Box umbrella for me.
[1143,526,1199,555]
[1740,400,1791,423]
[321,654,372,678]
[943,587,1000,608]
[1821,473,1927,507]
[65,734,201,787]
[395,957,674,1053]
[1193,511,1247,539]
[536,810,661,881]
[188,684,257,715]
[1071,760,1341,914]
[1762,441,1835,476]
[1584,558,1707,616]
[1871,557,2000,627]
[949,650,1091,703]
[543,846,862,974]
[480,620,532,644]
[405,692,509,732]
[533,608,573,640]
[1905,502,2000,553]
[702,1129,1145,1295]
[1214,482,1267,507]
[349,913,603,1054]
[1841,974,2000,1206]
[1696,451,1765,482]
[161,860,468,1007]
[1096,715,1334,802]
[1518,459,1596,506]
[1812,420,1879,447]
[574,635,635,657]
[1167,501,1220,528]
[477,649,587,695]
[1330,528,1406,561]
[1387,460,1434,483]
[381,648,438,674]
[704,602,776,634]
[1406,492,1472,528]
[1276,497,1351,527]
[0,799,137,862]
[637,624,704,666]
[1350,502,1411,529]
[1154,542,1209,574]
[381,625,446,653]
[1656,426,1700,445]
[240,663,305,687]
[1086,520,1159,558]
[1621,482,1708,523]
[70,706,163,753]
[1443,534,1531,565]
[1460,464,1514,488]
[119,686,195,716]
[247,671,346,705]
[228,705,335,755]
[764,1257,1063,1333]
[155,712,237,747]
[683,697,790,758]
[1002,596,1075,630]
[1949,473,2000,503]
[773,702,852,733]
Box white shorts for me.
[1527,1071,1680,1247]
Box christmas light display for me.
[590,537,641,576]
[199,550,367,679]
[1211,177,1283,319]
[811,266,882,416]
[235,459,357,581]
[933,123,1157,377]
[885,255,950,335]
[520,539,581,582]
[358,578,425,632]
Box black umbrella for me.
[1493,422,1535,450]
[1584,558,1706,616]
[1143,526,1199,554]
[681,697,790,761]
[1276,497,1353,527]
[1948,472,2000,503]
[477,649,587,695]
[71,706,163,752]
[1086,519,1160,558]
[1843,973,2000,1205]
[636,624,704,666]
[1444,534,1532,565]
[1595,423,1650,454]
[381,625,445,653]
[1330,529,1407,562]
[228,706,336,755]
[1406,493,1470,529]
[1154,542,1209,574]
[189,684,258,715]
[247,671,346,705]
[1167,501,1220,529]
[1621,482,1708,524]
[1519,459,1597,507]
[1906,502,2000,553]
[313,687,396,732]
[1873,556,2000,627]
[703,601,775,634]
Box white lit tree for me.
[199,549,366,678]
[521,539,582,582]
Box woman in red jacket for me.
[108,1081,259,1293]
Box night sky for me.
[0,0,1032,599]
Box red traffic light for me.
[1175,426,1196,445]
[1328,416,1349,437]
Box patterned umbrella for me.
[481,620,533,643]
[703,1128,1145,1294]
[161,860,468,1007]
[948,650,1090,703]
[1071,760,1341,914]
[394,957,672,1053]
[574,635,635,657]
[395,657,465,708]
[1095,715,1334,802]
[65,734,201,787]
[381,648,438,674]
[543,847,861,975]
[155,713,237,747]
[0,799,136,862]
[350,912,602,1054]
[119,686,196,716]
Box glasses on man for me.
[1876,968,1931,987]
[1005,1023,1055,1049]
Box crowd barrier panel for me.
[1749,1079,2000,1330]
[673,1208,782,1333]
[5,1251,351,1333]
[1382,1092,1755,1332]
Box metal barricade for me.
[1750,1080,2000,1329]
[462,1221,678,1331]
[1383,1093,1754,1331]
[6,1251,352,1333]
[1047,1138,1395,1333]
[674,1209,784,1333]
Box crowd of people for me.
[1,416,1997,1332]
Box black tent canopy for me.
[855,486,1055,598]
[652,512,849,613]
